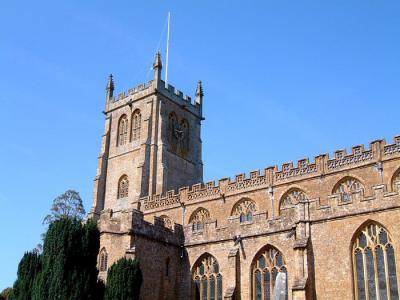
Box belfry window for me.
[231,198,256,223]
[192,254,223,300]
[252,246,288,300]
[118,175,129,199]
[352,222,399,299]
[118,115,128,146]
[99,248,108,272]
[131,110,141,141]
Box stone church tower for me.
[91,52,400,300]
[91,52,203,216]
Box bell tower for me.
[91,53,203,216]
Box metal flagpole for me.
[165,12,171,88]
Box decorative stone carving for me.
[327,150,373,170]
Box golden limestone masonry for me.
[90,52,400,300]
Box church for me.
[89,52,400,300]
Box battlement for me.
[99,208,184,245]
[109,80,154,103]
[142,136,400,211]
[106,78,202,117]
[158,80,201,116]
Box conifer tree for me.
[104,257,143,300]
[33,218,101,300]
[11,252,41,300]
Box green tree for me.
[0,288,14,300]
[33,218,101,300]
[11,252,41,300]
[104,257,143,300]
[43,190,85,224]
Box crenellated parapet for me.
[98,208,184,245]
[142,136,400,211]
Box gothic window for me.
[180,119,190,156]
[118,175,129,199]
[280,188,307,210]
[251,246,288,300]
[189,208,211,232]
[392,169,400,191]
[192,254,223,300]
[99,248,108,272]
[117,114,128,146]
[166,257,170,277]
[160,215,173,230]
[352,222,399,299]
[333,177,363,202]
[231,198,256,223]
[131,109,141,141]
[168,112,178,153]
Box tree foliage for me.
[104,257,143,300]
[0,288,13,300]
[33,218,101,300]
[11,252,41,300]
[43,190,85,224]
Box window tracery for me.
[118,115,128,146]
[192,254,223,300]
[333,177,363,202]
[160,215,173,230]
[131,110,141,141]
[168,112,190,157]
[252,246,288,300]
[189,208,211,232]
[99,248,108,272]
[232,198,256,223]
[392,170,400,190]
[118,175,129,199]
[280,189,307,210]
[352,222,398,299]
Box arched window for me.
[251,246,288,300]
[352,222,399,299]
[180,119,189,155]
[168,112,178,153]
[280,188,307,211]
[333,177,363,202]
[131,110,141,141]
[117,115,128,146]
[166,257,170,277]
[99,248,108,272]
[118,175,129,199]
[392,169,400,191]
[231,198,256,223]
[192,254,223,300]
[160,215,173,230]
[189,208,211,232]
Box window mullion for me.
[363,250,369,300]
[372,246,380,300]
[383,246,391,300]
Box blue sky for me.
[0,0,399,289]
